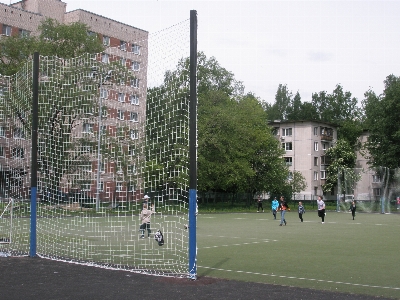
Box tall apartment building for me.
[269,120,338,200]
[0,0,148,202]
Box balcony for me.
[320,134,333,141]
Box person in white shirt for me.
[317,195,326,224]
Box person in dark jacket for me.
[298,201,305,222]
[256,195,264,212]
[349,201,356,220]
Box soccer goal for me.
[0,198,13,244]
[0,11,197,278]
[337,167,400,213]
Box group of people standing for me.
[257,195,357,225]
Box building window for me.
[97,182,104,192]
[372,175,381,183]
[101,125,107,135]
[284,157,292,166]
[131,78,139,88]
[131,61,140,71]
[19,29,30,37]
[116,182,123,192]
[128,146,135,156]
[314,127,318,135]
[288,171,293,180]
[120,40,127,51]
[117,127,125,137]
[2,24,12,36]
[81,183,91,191]
[100,88,108,99]
[130,112,138,122]
[314,142,319,151]
[282,142,292,151]
[103,35,110,46]
[373,188,381,196]
[80,145,92,154]
[12,147,24,159]
[314,187,318,195]
[128,182,135,192]
[120,57,126,66]
[131,44,140,54]
[83,123,93,133]
[130,94,139,105]
[98,161,106,173]
[118,92,125,103]
[320,171,326,179]
[101,53,109,64]
[82,162,92,172]
[13,127,25,139]
[130,129,138,140]
[314,171,319,180]
[314,157,318,166]
[0,146,4,157]
[282,128,292,136]
[0,126,5,137]
[322,142,327,150]
[117,110,124,120]
[129,164,137,175]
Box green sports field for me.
[1,206,399,298]
[196,211,400,299]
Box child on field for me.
[140,203,155,238]
[298,201,305,222]
[271,197,279,220]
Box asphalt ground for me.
[0,256,394,300]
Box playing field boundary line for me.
[198,266,400,292]
[199,239,276,249]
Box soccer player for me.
[140,203,155,238]
[317,195,326,224]
[349,201,356,220]
[271,197,279,220]
[256,195,264,212]
[278,196,289,226]
[298,201,305,222]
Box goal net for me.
[337,167,400,213]
[0,18,191,277]
[0,198,14,245]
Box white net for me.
[337,167,400,213]
[0,19,191,277]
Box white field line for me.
[198,266,400,291]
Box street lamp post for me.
[94,69,112,212]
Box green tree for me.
[0,18,104,76]
[311,84,362,143]
[146,52,289,199]
[322,139,358,194]
[363,75,400,169]
[198,91,287,196]
[288,170,307,199]
[266,84,292,121]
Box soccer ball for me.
[184,224,188,229]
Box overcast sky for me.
[16,0,400,104]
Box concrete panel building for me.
[269,120,338,200]
[0,0,148,203]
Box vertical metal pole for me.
[188,10,198,280]
[30,52,39,257]
[96,76,102,212]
